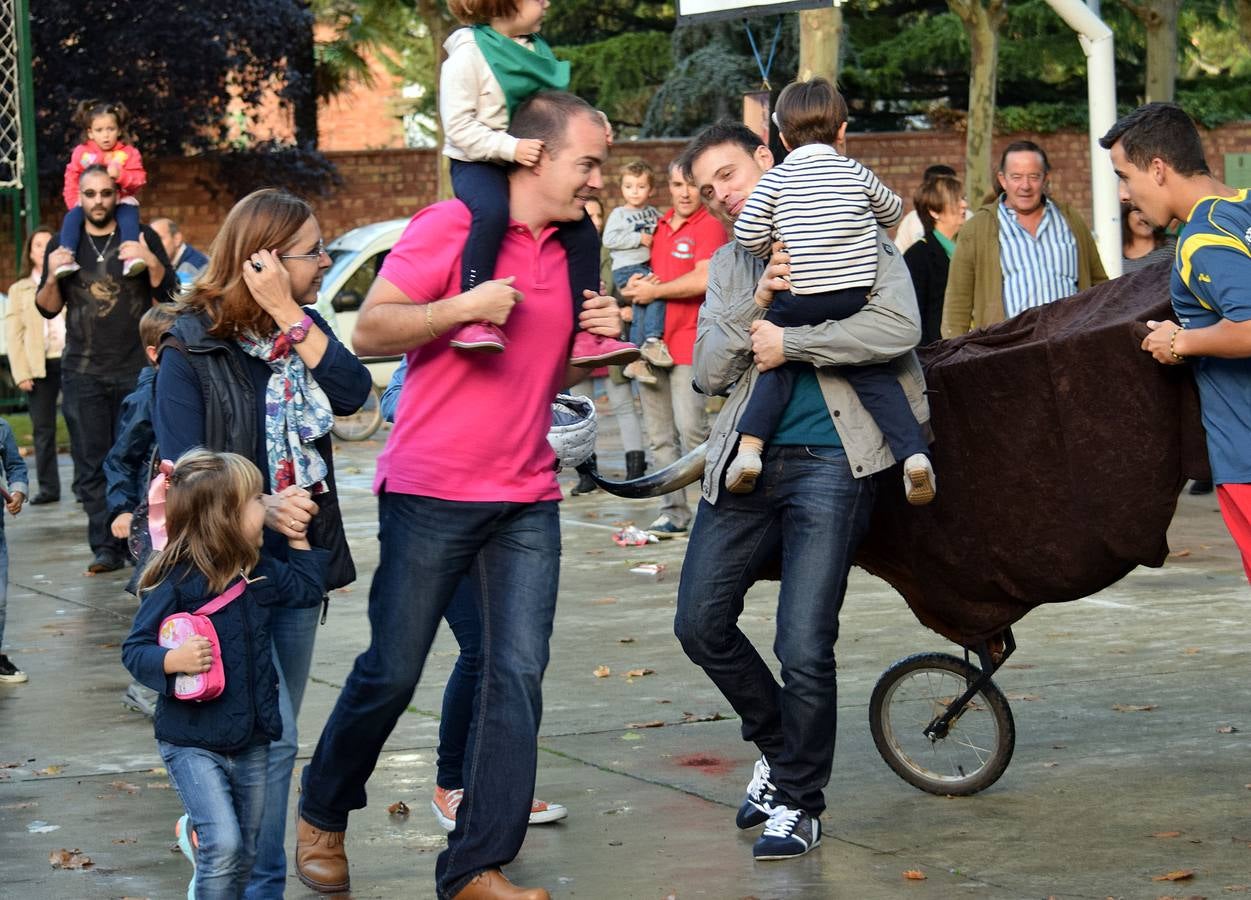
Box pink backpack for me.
[158,578,247,702]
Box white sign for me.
[678,0,832,24]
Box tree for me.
[798,5,844,83]
[1117,0,1180,102]
[947,0,1007,204]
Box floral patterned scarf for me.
[236,328,334,491]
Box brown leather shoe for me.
[453,868,550,900]
[295,816,350,894]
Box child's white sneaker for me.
[726,446,762,494]
[903,453,936,505]
[54,261,80,280]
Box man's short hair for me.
[79,163,113,184]
[508,92,599,161]
[679,121,765,182]
[621,160,654,186]
[998,141,1050,174]
[774,77,848,148]
[153,217,181,236]
[923,164,957,182]
[1098,102,1210,177]
[139,303,178,350]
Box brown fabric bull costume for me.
[591,260,1209,648]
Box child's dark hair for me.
[447,0,520,25]
[137,450,264,595]
[74,100,130,139]
[139,304,177,351]
[621,160,655,187]
[774,78,848,148]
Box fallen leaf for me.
[0,761,21,769]
[1152,869,1196,882]
[112,837,137,844]
[625,668,655,678]
[35,765,65,776]
[1217,725,1239,734]
[1007,693,1042,701]
[1224,884,1249,892]
[1043,762,1059,768]
[681,711,728,724]
[1112,704,1158,713]
[1182,647,1201,655]
[1153,831,1183,839]
[594,665,611,678]
[590,597,618,606]
[387,800,410,817]
[0,801,36,810]
[618,637,636,644]
[109,781,141,793]
[49,849,93,869]
[146,782,171,789]
[620,732,642,741]
[1170,548,1192,558]
[1052,744,1067,750]
[626,720,665,729]
[902,869,927,880]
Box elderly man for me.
[295,92,621,900]
[942,140,1108,337]
[621,160,727,537]
[1102,102,1251,583]
[675,121,928,861]
[150,217,209,288]
[35,166,175,573]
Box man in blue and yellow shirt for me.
[1101,102,1251,584]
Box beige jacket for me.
[440,28,522,164]
[5,277,60,384]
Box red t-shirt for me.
[375,200,571,503]
[650,205,727,365]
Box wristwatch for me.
[285,313,313,344]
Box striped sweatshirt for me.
[734,143,902,294]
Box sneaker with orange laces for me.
[431,787,568,830]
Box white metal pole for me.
[1044,0,1121,277]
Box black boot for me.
[571,456,599,496]
[625,450,647,481]
[1189,478,1214,495]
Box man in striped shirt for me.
[941,141,1107,338]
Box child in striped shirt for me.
[727,77,935,505]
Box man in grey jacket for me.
[674,122,929,861]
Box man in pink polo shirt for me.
[296,92,621,900]
[622,160,728,537]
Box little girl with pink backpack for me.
[121,449,327,899]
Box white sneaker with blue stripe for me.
[752,805,821,860]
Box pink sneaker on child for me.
[449,322,507,353]
[570,332,640,367]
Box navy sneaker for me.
[752,805,821,860]
[735,756,776,829]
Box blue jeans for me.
[436,580,481,789]
[301,491,560,899]
[0,528,8,647]
[674,445,875,816]
[160,741,269,900]
[60,202,141,251]
[243,604,320,899]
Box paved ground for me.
[1,423,1249,899]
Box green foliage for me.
[994,102,1089,133]
[205,142,345,202]
[543,1,676,46]
[1176,78,1251,127]
[557,32,673,126]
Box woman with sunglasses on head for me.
[153,188,371,899]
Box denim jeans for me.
[160,741,270,900]
[674,445,875,816]
[0,529,8,647]
[61,369,137,557]
[436,579,482,789]
[301,491,560,899]
[243,603,320,899]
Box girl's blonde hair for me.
[177,188,312,338]
[447,0,520,25]
[138,450,264,596]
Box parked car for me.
[314,218,408,440]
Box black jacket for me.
[122,550,328,753]
[903,232,951,346]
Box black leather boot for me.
[571,456,599,495]
[625,450,647,480]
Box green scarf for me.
[932,229,956,259]
[472,25,570,116]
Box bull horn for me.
[581,442,708,499]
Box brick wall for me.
[6,121,1250,288]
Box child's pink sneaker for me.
[570,332,640,367]
[449,322,506,353]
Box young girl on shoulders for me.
[440,0,638,367]
[57,100,147,280]
[121,450,327,899]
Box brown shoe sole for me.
[905,469,935,506]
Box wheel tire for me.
[869,652,1015,796]
[331,384,383,442]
